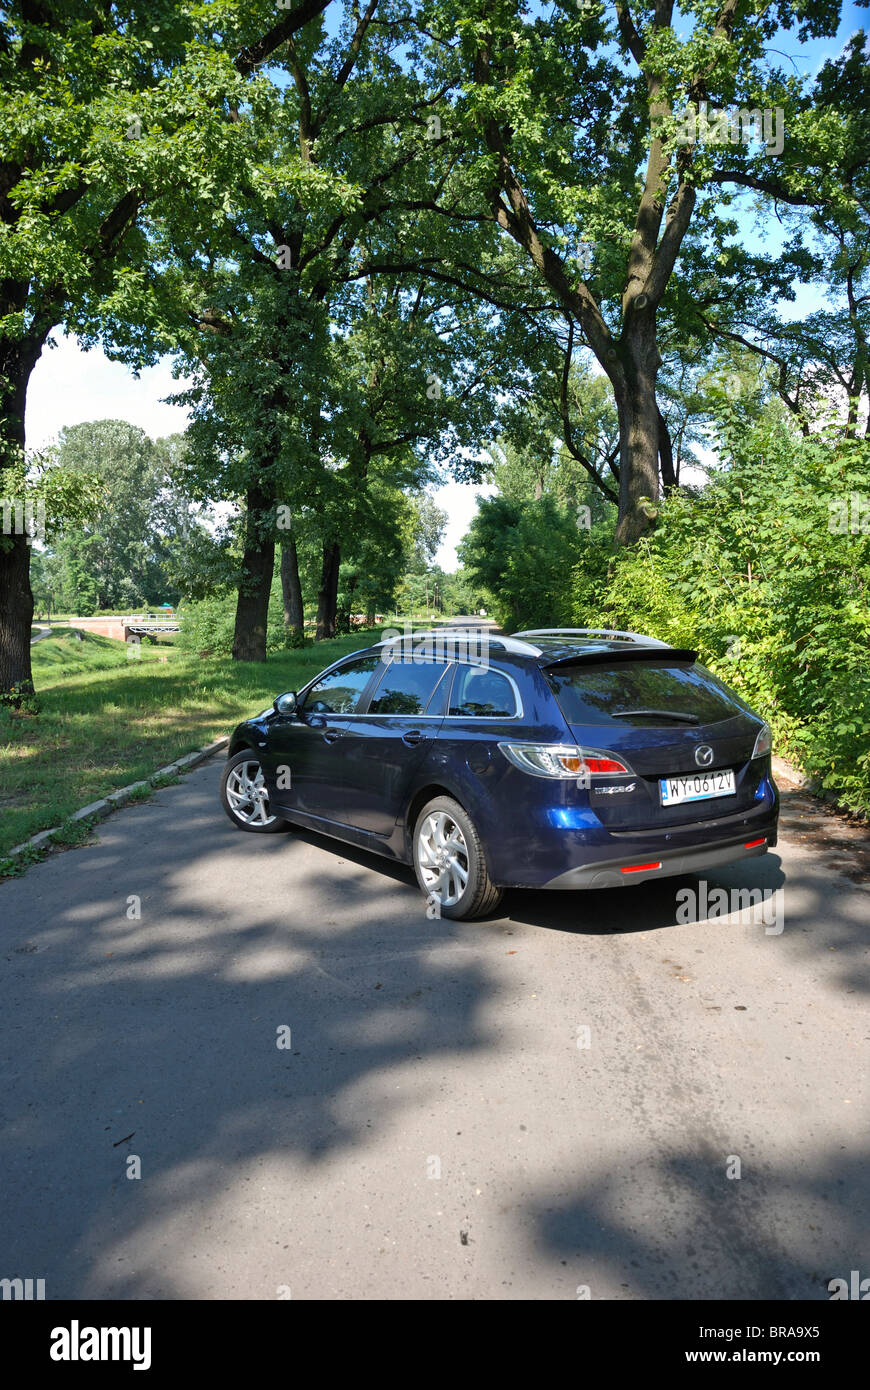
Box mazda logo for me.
[695,744,714,768]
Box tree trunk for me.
[0,336,43,704]
[658,406,677,493]
[0,530,35,702]
[315,540,340,641]
[280,534,304,640]
[612,325,661,545]
[232,486,275,662]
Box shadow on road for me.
[0,765,866,1299]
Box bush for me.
[175,596,237,657]
[572,426,870,815]
[177,582,306,657]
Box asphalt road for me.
[1,757,868,1300]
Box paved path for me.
[0,759,867,1299]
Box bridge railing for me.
[125,613,183,623]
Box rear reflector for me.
[744,837,767,849]
[620,861,662,874]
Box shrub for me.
[572,427,870,815]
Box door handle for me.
[322,728,343,744]
[402,730,425,746]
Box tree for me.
[44,422,199,612]
[416,0,848,543]
[162,29,515,657]
[442,566,485,616]
[458,493,579,631]
[0,0,332,700]
[406,492,448,571]
[677,33,870,438]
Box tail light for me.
[498,742,635,779]
[752,722,772,759]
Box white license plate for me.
[660,769,736,806]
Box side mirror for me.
[274,691,298,716]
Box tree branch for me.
[234,0,334,76]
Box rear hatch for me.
[543,651,766,831]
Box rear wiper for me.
[611,708,699,724]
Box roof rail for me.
[512,627,671,648]
[376,628,542,657]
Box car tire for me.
[220,750,291,834]
[413,795,503,921]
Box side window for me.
[449,665,518,718]
[303,656,380,715]
[368,659,449,715]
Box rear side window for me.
[449,665,517,718]
[546,661,741,727]
[303,656,380,714]
[367,659,449,715]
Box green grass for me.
[0,631,375,859]
[25,628,166,678]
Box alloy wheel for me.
[417,810,470,907]
[224,759,277,828]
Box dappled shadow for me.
[0,760,867,1298]
[0,774,500,1297]
[528,1144,870,1299]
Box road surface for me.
[1,758,867,1299]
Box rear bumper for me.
[541,825,778,890]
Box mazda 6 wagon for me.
[219,627,779,919]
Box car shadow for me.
[498,854,787,935]
[282,822,788,939]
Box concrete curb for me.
[3,736,229,863]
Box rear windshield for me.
[545,661,741,727]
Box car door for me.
[335,656,451,835]
[266,654,382,822]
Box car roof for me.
[303,628,696,698]
[351,626,685,667]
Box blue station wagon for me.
[219,627,779,919]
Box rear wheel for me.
[413,796,503,920]
[220,750,290,833]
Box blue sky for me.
[25,1,868,569]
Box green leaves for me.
[573,422,870,815]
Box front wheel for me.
[220,750,291,834]
[413,796,503,920]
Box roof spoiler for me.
[541,647,699,670]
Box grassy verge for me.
[0,630,375,860]
[22,628,175,678]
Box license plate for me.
[660,768,736,806]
